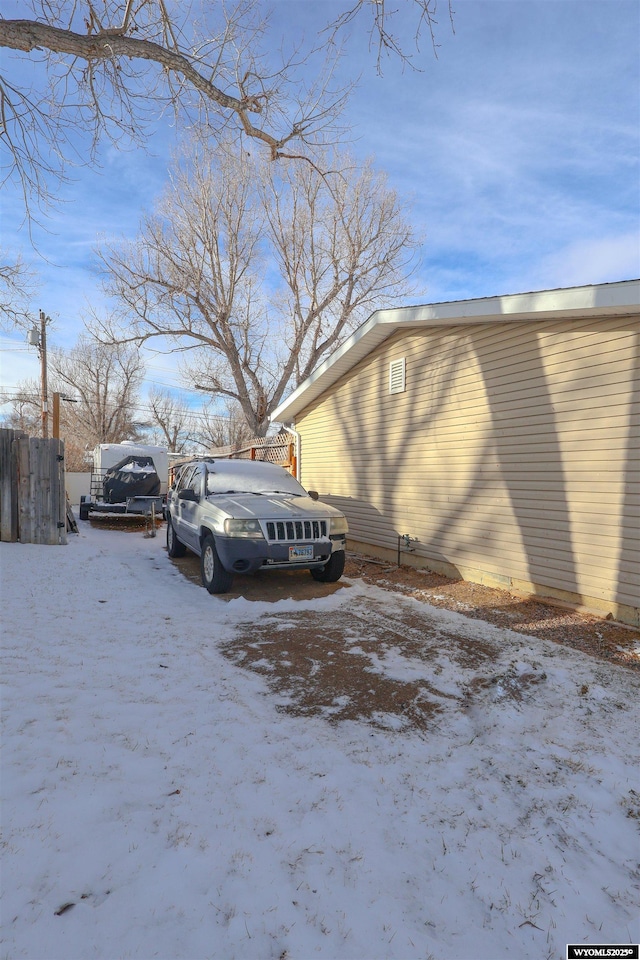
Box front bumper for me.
[215,535,346,575]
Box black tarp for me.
[102,455,161,504]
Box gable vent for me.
[389,357,406,394]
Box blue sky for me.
[1,0,639,407]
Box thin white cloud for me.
[530,231,640,289]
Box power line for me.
[0,392,242,425]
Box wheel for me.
[310,549,346,583]
[79,501,90,521]
[166,515,187,558]
[200,534,234,594]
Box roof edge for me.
[271,279,640,424]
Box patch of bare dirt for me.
[164,539,638,672]
[344,554,640,673]
[161,536,639,732]
[221,605,468,730]
[221,594,562,733]
[219,554,638,734]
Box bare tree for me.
[97,143,419,435]
[142,390,252,454]
[0,1,451,216]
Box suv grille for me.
[266,519,327,542]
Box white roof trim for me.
[271,280,640,424]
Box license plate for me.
[289,544,313,561]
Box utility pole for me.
[39,309,48,438]
[28,311,50,438]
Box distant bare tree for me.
[142,394,252,455]
[2,334,144,468]
[0,335,143,466]
[146,386,193,453]
[98,143,419,435]
[50,335,144,456]
[0,1,451,216]
[0,378,41,434]
[197,400,255,452]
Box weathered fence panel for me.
[0,429,67,545]
[16,437,67,545]
[0,428,27,542]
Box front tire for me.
[200,534,234,594]
[310,549,345,583]
[166,516,187,558]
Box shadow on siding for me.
[473,330,579,597]
[618,328,639,621]
[315,331,521,582]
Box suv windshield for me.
[205,463,306,498]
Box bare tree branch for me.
[0,18,274,133]
[0,1,452,218]
[0,250,39,329]
[0,1,345,217]
[326,0,453,71]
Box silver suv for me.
[166,458,348,594]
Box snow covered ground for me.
[1,522,638,960]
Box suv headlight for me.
[223,518,265,539]
[329,515,348,535]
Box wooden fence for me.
[0,428,67,545]
[169,431,299,488]
[209,431,298,473]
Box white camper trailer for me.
[92,443,169,495]
[79,442,168,521]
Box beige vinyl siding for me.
[296,314,639,621]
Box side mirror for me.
[308,490,319,501]
[178,488,199,502]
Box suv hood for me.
[205,492,343,521]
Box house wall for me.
[295,314,639,625]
